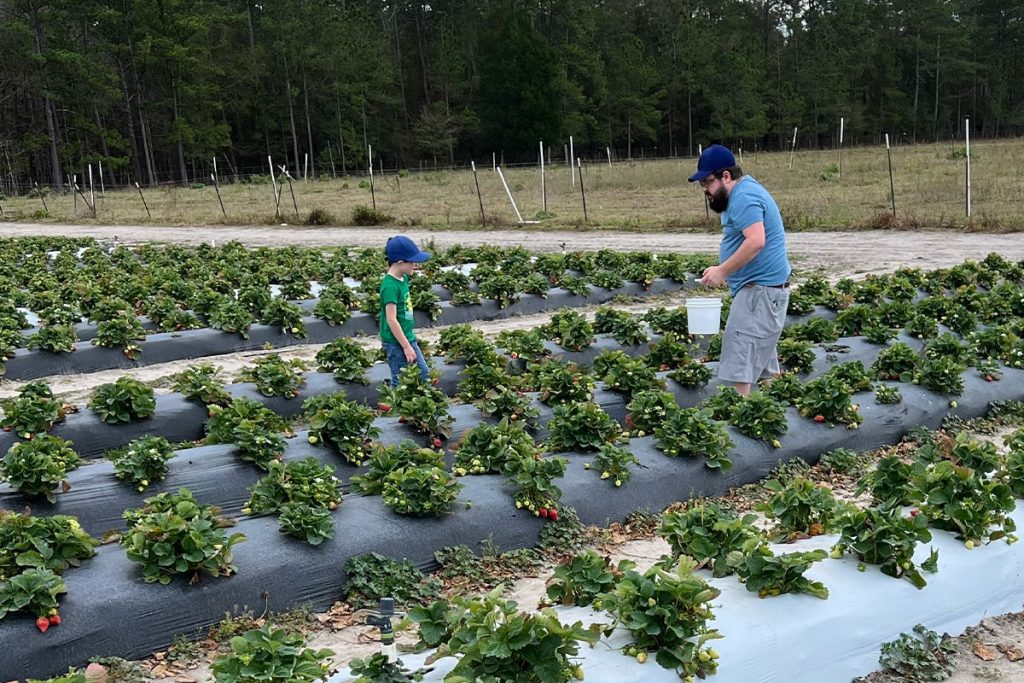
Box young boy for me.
[379,235,431,386]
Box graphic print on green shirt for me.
[379,273,416,343]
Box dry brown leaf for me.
[973,642,1000,661]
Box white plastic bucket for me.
[686,297,723,335]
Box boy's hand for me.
[403,345,417,363]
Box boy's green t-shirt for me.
[379,273,415,343]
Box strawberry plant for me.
[726,540,829,599]
[27,324,78,354]
[410,589,599,683]
[87,296,135,324]
[913,459,1016,544]
[755,478,839,539]
[702,385,744,421]
[666,358,713,388]
[626,389,680,435]
[596,558,722,679]
[390,366,453,439]
[171,364,232,406]
[37,303,81,327]
[924,332,974,365]
[239,354,308,398]
[645,332,693,370]
[0,512,98,581]
[776,338,816,373]
[761,371,805,405]
[1004,429,1024,497]
[819,447,865,474]
[1,382,69,437]
[478,273,522,308]
[411,288,442,321]
[832,505,937,589]
[905,313,939,340]
[825,361,874,392]
[344,551,443,610]
[209,299,254,339]
[548,310,595,351]
[453,418,536,476]
[834,305,879,336]
[643,306,689,335]
[121,488,245,585]
[862,322,898,344]
[877,625,956,683]
[456,363,514,402]
[872,342,919,380]
[382,464,463,516]
[108,436,175,492]
[547,401,620,452]
[875,384,903,404]
[0,567,66,621]
[246,458,341,514]
[503,452,567,516]
[782,317,838,343]
[205,398,288,444]
[878,300,915,327]
[231,421,287,470]
[350,441,445,498]
[857,455,917,505]
[312,294,353,327]
[89,377,156,424]
[594,308,648,346]
[210,624,334,683]
[655,408,734,470]
[92,313,146,359]
[237,285,272,315]
[531,359,595,406]
[590,443,640,487]
[277,503,335,545]
[146,295,201,332]
[596,351,664,397]
[261,297,306,338]
[1,435,81,502]
[655,501,761,577]
[559,273,591,297]
[306,398,380,465]
[914,356,966,396]
[522,272,552,297]
[314,338,373,384]
[797,375,862,428]
[589,269,625,290]
[925,431,1001,473]
[348,653,426,683]
[477,385,540,424]
[729,392,788,445]
[545,550,632,607]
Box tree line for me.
[0,0,1021,193]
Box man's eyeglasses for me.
[699,174,722,189]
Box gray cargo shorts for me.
[719,284,790,384]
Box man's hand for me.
[700,265,727,288]
[403,345,417,363]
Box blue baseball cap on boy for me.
[385,235,431,263]
[688,144,736,182]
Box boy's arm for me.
[384,303,417,363]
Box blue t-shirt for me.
[719,176,791,296]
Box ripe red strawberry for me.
[2,426,9,432]
[398,417,408,424]
[510,352,519,359]
[36,617,49,633]
[538,508,549,518]
[432,438,443,448]
[814,415,826,423]
[431,378,440,386]
[378,402,392,413]
[48,614,61,626]
[909,509,920,518]
[548,509,559,522]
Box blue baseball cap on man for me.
[688,144,736,182]
[385,235,431,263]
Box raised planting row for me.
[3,369,1024,679]
[0,237,714,378]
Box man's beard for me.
[707,186,729,213]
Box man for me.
[691,144,791,396]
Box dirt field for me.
[3,224,1024,280]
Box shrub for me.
[351,205,393,226]
[658,504,760,577]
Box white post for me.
[303,153,309,181]
[98,160,105,198]
[606,147,612,167]
[569,136,575,186]
[965,117,972,218]
[88,164,95,209]
[788,127,798,170]
[268,155,281,215]
[838,117,845,180]
[698,144,703,156]
[738,146,743,164]
[368,144,373,180]
[539,140,546,212]
[492,152,496,172]
[496,167,524,223]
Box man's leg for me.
[717,287,760,394]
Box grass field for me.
[3,138,1023,231]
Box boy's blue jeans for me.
[383,340,430,386]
